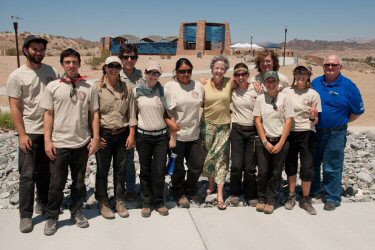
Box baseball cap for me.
[263,71,279,81]
[104,56,122,66]
[23,34,48,49]
[146,61,162,73]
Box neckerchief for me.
[59,73,88,84]
[135,79,170,111]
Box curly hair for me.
[254,49,280,73]
[210,55,230,72]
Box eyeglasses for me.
[107,63,122,70]
[271,98,278,111]
[121,55,138,60]
[233,72,249,77]
[147,70,161,77]
[323,63,340,68]
[70,83,77,98]
[177,69,192,74]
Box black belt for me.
[137,127,168,136]
[100,127,127,135]
[316,125,347,132]
[266,137,281,142]
[232,123,255,132]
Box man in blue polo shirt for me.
[311,55,365,211]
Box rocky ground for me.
[0,129,374,210]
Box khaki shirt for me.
[5,64,59,134]
[283,87,322,132]
[97,80,137,129]
[120,68,143,87]
[39,79,99,149]
[249,72,290,93]
[253,92,294,137]
[231,85,259,126]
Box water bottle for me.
[166,152,177,176]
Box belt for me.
[316,125,347,132]
[232,123,255,131]
[266,137,280,142]
[100,127,127,135]
[137,127,168,136]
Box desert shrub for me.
[0,112,15,129]
[365,56,375,67]
[6,48,18,56]
[85,49,110,70]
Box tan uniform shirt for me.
[5,64,59,134]
[282,87,322,132]
[253,92,294,137]
[249,72,290,93]
[231,85,259,126]
[203,77,232,125]
[134,87,167,131]
[97,80,137,129]
[120,68,143,87]
[39,79,99,149]
[164,80,204,141]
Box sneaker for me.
[156,206,169,216]
[247,199,258,207]
[256,202,266,212]
[44,218,58,236]
[99,202,115,219]
[263,204,275,214]
[126,192,137,202]
[19,218,33,233]
[34,200,45,215]
[116,200,129,218]
[229,196,240,207]
[71,209,89,228]
[141,207,151,218]
[177,195,190,208]
[300,197,317,215]
[284,192,296,210]
[323,202,337,211]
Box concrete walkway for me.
[0,202,374,250]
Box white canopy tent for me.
[230,43,263,51]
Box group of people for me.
[6,35,364,236]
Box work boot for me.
[156,206,169,216]
[116,200,129,218]
[323,202,337,211]
[263,204,275,214]
[177,195,190,208]
[99,202,115,219]
[256,202,266,212]
[141,207,151,218]
[44,218,58,236]
[284,192,296,210]
[229,196,240,207]
[71,209,89,228]
[19,218,33,233]
[300,197,317,215]
[247,199,258,207]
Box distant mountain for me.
[285,39,375,51]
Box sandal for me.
[217,201,227,210]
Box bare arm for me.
[88,110,100,155]
[255,116,273,153]
[44,110,56,160]
[9,97,32,153]
[272,117,293,154]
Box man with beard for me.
[5,34,59,233]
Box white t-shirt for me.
[39,79,99,149]
[164,80,204,141]
[231,85,259,126]
[249,72,290,92]
[5,64,59,134]
[282,87,322,132]
[253,92,294,137]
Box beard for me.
[26,52,44,64]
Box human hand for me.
[45,140,56,160]
[271,142,284,154]
[99,137,107,149]
[125,135,135,150]
[253,81,263,94]
[88,138,100,155]
[309,102,318,120]
[169,122,181,132]
[19,134,32,153]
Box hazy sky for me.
[1,0,374,43]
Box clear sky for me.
[1,0,374,44]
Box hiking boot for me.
[44,218,58,236]
[229,196,240,207]
[116,200,129,218]
[284,192,296,210]
[71,209,89,228]
[19,218,33,233]
[99,202,115,219]
[300,197,317,215]
[177,195,190,208]
[323,202,337,211]
[263,204,275,214]
[247,199,258,207]
[256,202,266,212]
[126,192,137,202]
[34,200,45,215]
[191,195,204,206]
[156,206,169,216]
[141,207,151,218]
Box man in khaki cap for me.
[5,34,59,233]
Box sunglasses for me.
[177,69,192,74]
[234,72,249,77]
[271,98,278,111]
[323,63,340,68]
[147,70,161,77]
[70,83,77,98]
[107,63,122,70]
[121,55,138,60]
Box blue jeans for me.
[312,126,347,206]
[125,148,136,192]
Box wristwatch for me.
[262,139,268,146]
[309,117,316,122]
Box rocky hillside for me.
[286,39,375,51]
